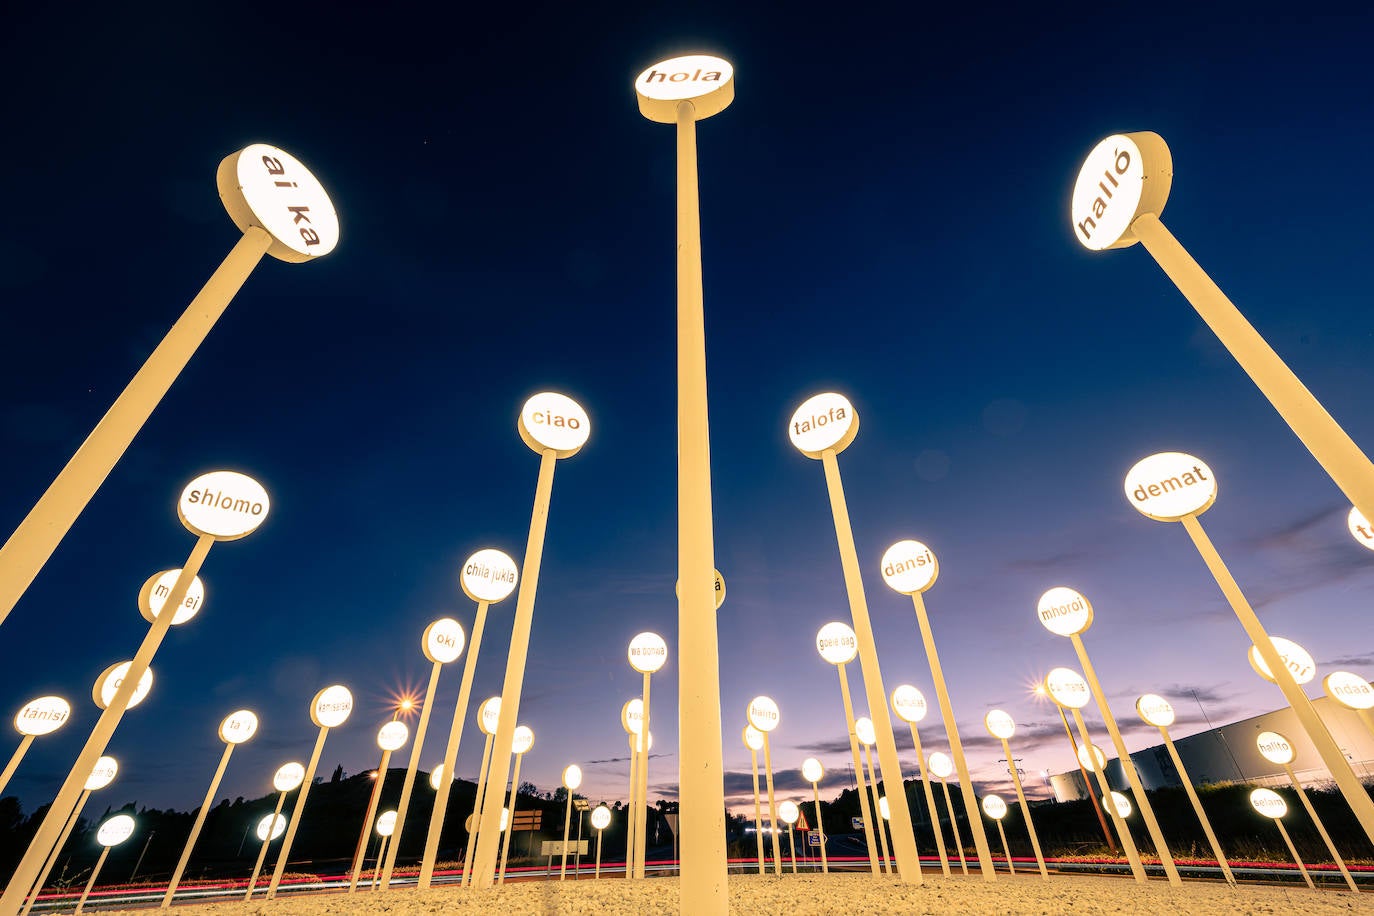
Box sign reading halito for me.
[1070,132,1172,251]
[179,471,270,541]
[518,392,590,458]
[788,393,858,459]
[635,54,734,123]
[218,144,340,262]
[1123,453,1216,522]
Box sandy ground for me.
[96,872,1374,915]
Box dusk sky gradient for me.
[2,4,1373,829]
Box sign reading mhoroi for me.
[1248,636,1316,685]
[984,710,1015,740]
[1135,694,1176,728]
[97,814,136,847]
[138,569,206,626]
[378,721,409,751]
[635,54,735,123]
[628,632,668,674]
[178,471,270,541]
[257,813,288,841]
[14,696,71,737]
[518,392,590,458]
[94,661,153,710]
[1123,452,1216,522]
[1037,587,1093,637]
[217,144,339,262]
[1070,131,1173,251]
[86,756,119,791]
[1347,507,1374,551]
[891,685,928,724]
[747,696,780,733]
[788,392,858,459]
[460,548,519,604]
[816,622,858,666]
[1250,787,1287,819]
[273,762,305,793]
[423,617,466,664]
[310,685,353,729]
[1256,731,1295,765]
[1044,668,1091,709]
[880,540,939,594]
[1324,671,1374,711]
[219,709,259,744]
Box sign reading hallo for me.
[1044,667,1091,710]
[179,471,270,541]
[460,549,519,604]
[310,685,353,729]
[217,143,339,262]
[788,392,858,459]
[423,618,467,664]
[635,54,734,123]
[1123,452,1216,522]
[93,661,153,711]
[746,696,780,733]
[479,697,501,736]
[1070,132,1173,251]
[628,632,669,674]
[1037,587,1093,637]
[15,696,71,737]
[880,540,939,594]
[138,569,206,626]
[219,709,259,744]
[518,392,590,458]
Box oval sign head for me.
[1256,731,1295,765]
[880,540,939,595]
[430,763,456,790]
[675,569,728,610]
[878,797,891,820]
[1123,452,1216,522]
[178,471,270,541]
[14,696,71,737]
[747,696,780,733]
[635,54,734,123]
[1324,671,1374,711]
[1347,507,1374,551]
[518,392,590,458]
[376,810,398,837]
[479,697,501,736]
[97,814,136,847]
[378,721,409,752]
[1250,787,1288,820]
[788,392,858,459]
[1107,791,1133,818]
[219,709,259,745]
[1037,587,1093,637]
[928,752,954,780]
[423,617,466,664]
[1077,743,1108,772]
[984,710,1015,740]
[982,795,1008,820]
[1248,636,1316,685]
[1070,131,1173,251]
[801,757,824,784]
[138,569,206,626]
[217,143,339,262]
[777,800,800,825]
[742,725,764,752]
[1136,694,1176,728]
[815,622,858,666]
[310,685,353,729]
[257,813,287,841]
[563,764,583,791]
[623,699,644,736]
[461,548,519,604]
[86,756,118,791]
[93,661,153,711]
[273,762,306,793]
[512,725,535,755]
[854,716,877,748]
[631,730,653,754]
[1044,668,1092,710]
[628,632,669,674]
[591,805,612,830]
[891,685,928,724]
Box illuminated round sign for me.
[628,632,668,674]
[788,392,858,459]
[378,721,409,752]
[86,756,118,791]
[1107,791,1133,818]
[1250,788,1287,820]
[138,569,206,626]
[1248,637,1316,685]
[93,661,153,711]
[178,471,270,541]
[878,797,891,820]
[518,392,590,458]
[1324,671,1374,711]
[423,617,466,664]
[981,795,1008,820]
[591,805,611,830]
[219,709,259,744]
[1077,743,1107,771]
[778,800,800,825]
[815,622,858,666]
[429,763,451,790]
[1037,587,1093,637]
[801,757,823,784]
[479,697,501,736]
[310,685,353,729]
[984,710,1015,740]
[217,144,339,262]
[623,699,644,735]
[631,731,654,753]
[512,725,535,755]
[1123,453,1216,522]
[675,569,727,609]
[1044,668,1091,710]
[891,685,928,724]
[879,540,939,595]
[97,814,136,847]
[928,752,953,780]
[500,808,510,832]
[256,813,287,842]
[14,696,71,737]
[742,725,764,752]
[1257,731,1295,765]
[273,762,305,792]
[854,716,876,747]
[460,549,519,604]
[1070,132,1173,251]
[376,810,398,837]
[563,764,583,791]
[746,696,780,733]
[1347,507,1374,551]
[1136,694,1176,728]
[635,54,735,124]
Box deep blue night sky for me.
[2,4,1373,823]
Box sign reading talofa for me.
[1070,132,1173,251]
[788,392,858,459]
[139,569,206,626]
[219,709,259,744]
[518,392,590,458]
[880,541,939,594]
[217,144,339,262]
[1037,587,1093,637]
[635,54,734,123]
[1124,452,1216,522]
[461,549,519,604]
[179,471,270,541]
[15,696,71,737]
[310,685,354,729]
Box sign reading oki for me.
[219,709,259,744]
[139,569,206,626]
[179,471,270,541]
[1037,587,1093,637]
[1123,452,1216,522]
[15,696,71,737]
[310,685,354,729]
[880,540,939,594]
[217,143,339,261]
[788,392,858,458]
[424,618,466,664]
[747,696,780,732]
[815,621,858,665]
[1070,132,1172,251]
[518,392,590,458]
[628,632,668,674]
[460,548,519,604]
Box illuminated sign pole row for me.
[1255,731,1357,892]
[853,717,892,873]
[926,752,966,874]
[18,758,117,916]
[1249,789,1314,889]
[980,796,1013,874]
[983,710,1048,879]
[747,697,783,876]
[591,804,612,877]
[628,632,667,879]
[814,622,880,874]
[470,393,588,889]
[559,765,583,880]
[73,815,136,916]
[801,757,828,873]
[742,726,767,873]
[348,721,409,893]
[460,698,502,887]
[891,685,949,876]
[622,700,642,875]
[246,763,303,900]
[1,698,71,797]
[0,144,336,631]
[0,471,268,916]
[777,800,800,873]
[369,813,398,888]
[1042,688,1114,851]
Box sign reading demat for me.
[179,471,270,541]
[1124,452,1216,522]
[217,143,340,262]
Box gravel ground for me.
[98,872,1373,915]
